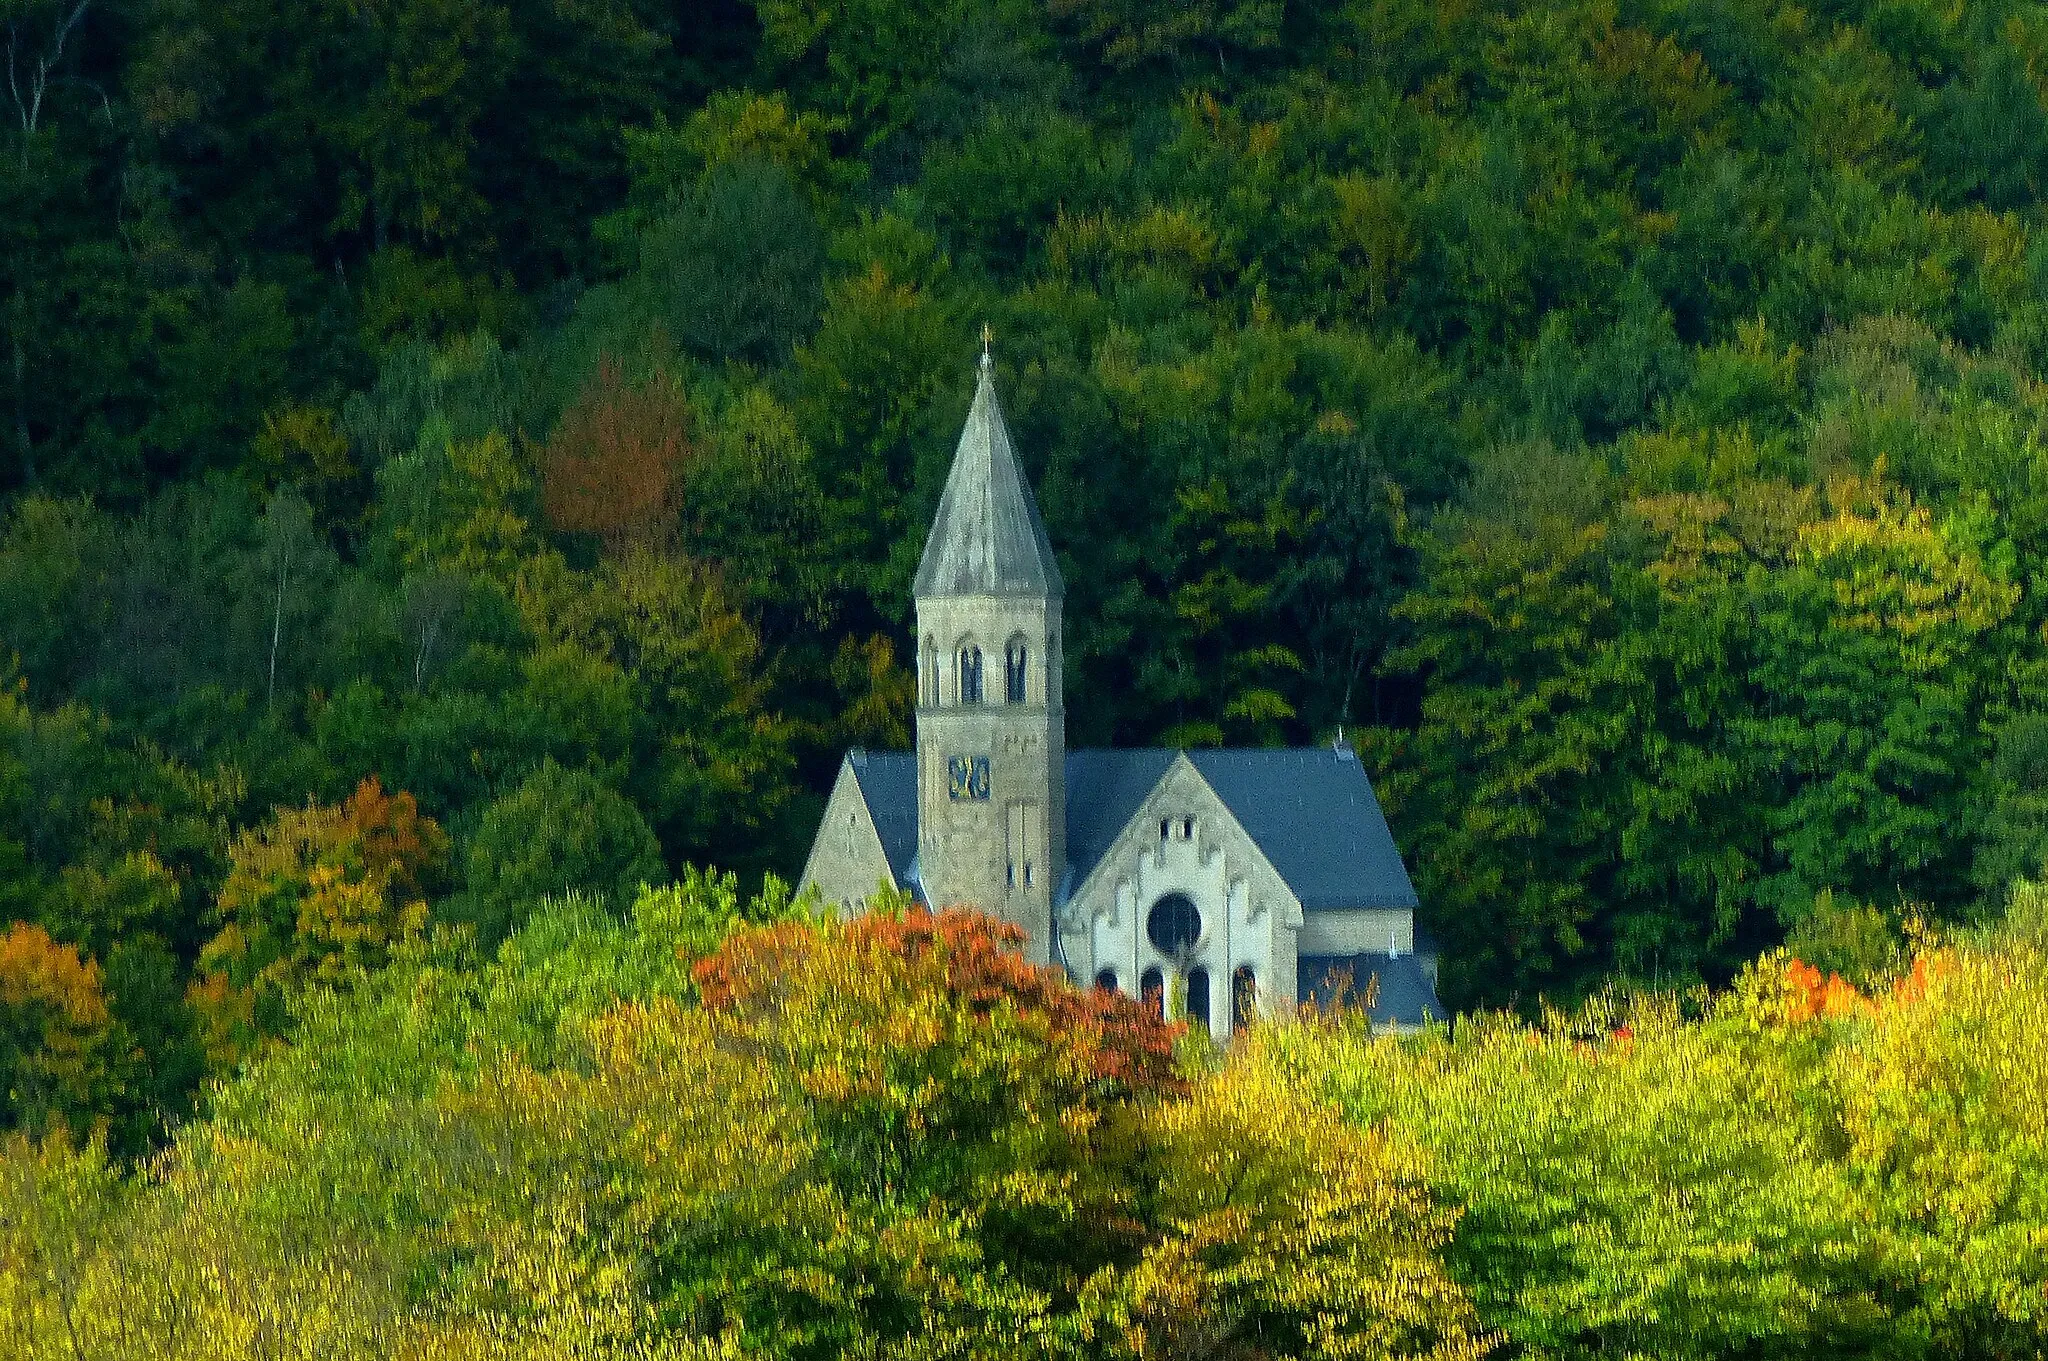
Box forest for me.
[3,0,2048,1349]
[4,883,2046,1358]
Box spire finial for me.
[980,322,993,371]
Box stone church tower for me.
[910,350,1066,963]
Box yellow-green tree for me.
[195,778,448,1062]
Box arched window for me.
[922,637,938,705]
[1140,966,1165,1020]
[1005,636,1028,703]
[1232,966,1257,1034]
[1094,968,1119,994]
[1187,967,1211,1029]
[1181,817,1194,839]
[1146,894,1201,957]
[957,644,983,703]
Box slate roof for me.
[845,745,1418,913]
[847,749,920,887]
[912,359,1064,599]
[1185,748,1418,911]
[1297,952,1446,1028]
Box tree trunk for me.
[268,545,287,709]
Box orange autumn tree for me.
[194,778,449,1061]
[694,904,1182,1096]
[669,905,1185,1348]
[540,357,697,555]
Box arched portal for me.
[1187,967,1211,1030]
[1139,966,1165,1021]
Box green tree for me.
[450,759,665,949]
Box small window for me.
[922,637,938,705]
[1140,966,1165,1020]
[1005,638,1028,703]
[1095,968,1119,994]
[958,645,984,703]
[1006,861,1015,888]
[1181,817,1194,839]
[1159,819,1170,841]
[1232,966,1257,1034]
[1023,861,1034,887]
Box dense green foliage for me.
[2,896,2044,1358]
[11,0,2048,1141]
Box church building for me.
[800,348,1444,1038]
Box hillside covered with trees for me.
[7,0,2048,1176]
[4,886,2047,1359]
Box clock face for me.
[947,755,991,801]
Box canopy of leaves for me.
[0,902,1491,1360]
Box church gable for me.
[1066,755,1300,929]
[800,753,900,913]
[1062,755,1306,1028]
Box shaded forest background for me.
[9,0,2048,1145]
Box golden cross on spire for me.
[980,322,994,370]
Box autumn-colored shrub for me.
[0,900,1491,1360]
[194,778,449,1060]
[695,904,1182,1096]
[17,885,2046,1361]
[1106,1042,1490,1361]
[1272,921,2048,1360]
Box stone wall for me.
[1298,908,1414,957]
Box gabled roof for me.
[847,750,919,887]
[1297,952,1446,1028]
[912,360,1063,599]
[844,745,1417,913]
[1186,748,1418,911]
[1066,749,1178,881]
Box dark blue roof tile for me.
[1187,748,1417,910]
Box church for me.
[800,347,1444,1038]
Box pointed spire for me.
[913,341,1063,599]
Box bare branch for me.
[6,25,25,135]
[53,73,111,124]
[10,0,92,136]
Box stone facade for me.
[912,591,1064,964]
[804,758,898,913]
[1054,756,1298,1040]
